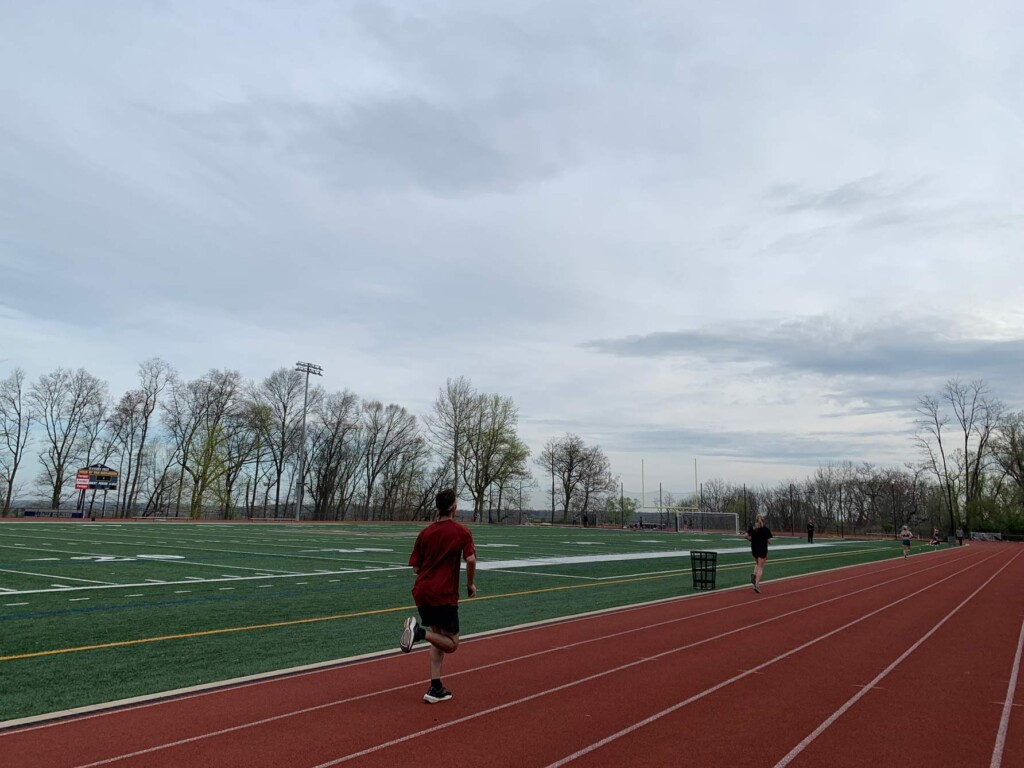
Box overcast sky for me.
[2,1,1022,500]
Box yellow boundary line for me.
[0,547,887,663]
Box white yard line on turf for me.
[487,569,600,580]
[0,566,409,595]
[474,541,880,570]
[55,551,987,768]
[0,568,115,585]
[991,606,1024,768]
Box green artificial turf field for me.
[0,519,930,722]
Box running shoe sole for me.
[400,616,416,653]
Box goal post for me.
[633,507,740,535]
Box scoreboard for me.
[75,465,119,491]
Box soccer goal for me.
[633,507,740,535]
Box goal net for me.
[632,507,740,535]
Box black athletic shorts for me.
[418,604,460,635]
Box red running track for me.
[2,544,1021,768]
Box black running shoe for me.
[754,584,761,594]
[400,616,418,653]
[423,685,453,704]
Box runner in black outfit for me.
[744,514,773,593]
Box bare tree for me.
[916,379,1002,535]
[537,433,588,523]
[29,368,107,509]
[0,369,32,515]
[306,391,362,520]
[125,358,173,512]
[359,400,421,519]
[253,368,305,515]
[576,444,617,520]
[424,377,476,498]
[992,411,1024,505]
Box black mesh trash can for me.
[690,550,718,591]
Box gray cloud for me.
[171,97,559,196]
[769,176,926,215]
[583,317,1024,407]
[2,1,1023,496]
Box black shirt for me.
[748,525,773,557]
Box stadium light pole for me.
[294,361,323,521]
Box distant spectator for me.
[955,527,964,546]
[806,521,814,544]
[928,528,941,546]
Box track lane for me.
[532,546,1013,768]
[129,551,986,767]
[778,546,1023,768]
[0,548,991,768]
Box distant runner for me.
[744,515,773,594]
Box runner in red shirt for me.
[399,488,477,703]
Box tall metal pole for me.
[790,483,795,537]
[551,460,555,524]
[700,482,704,531]
[641,459,645,513]
[839,482,844,538]
[891,481,898,539]
[620,482,625,529]
[294,361,323,521]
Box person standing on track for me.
[901,525,913,559]
[806,520,814,544]
[744,514,773,593]
[399,488,477,704]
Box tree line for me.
[0,363,620,522]
[598,378,1023,537]
[2,364,1021,534]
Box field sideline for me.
[0,519,924,723]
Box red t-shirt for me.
[409,519,476,607]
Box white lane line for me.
[991,605,1024,768]
[0,568,115,585]
[4,550,965,736]
[316,553,996,768]
[487,569,599,581]
[174,591,191,595]
[69,598,90,602]
[64,550,989,768]
[4,602,28,607]
[773,551,1020,768]
[126,594,144,598]
[219,588,234,591]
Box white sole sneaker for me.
[400,616,417,653]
